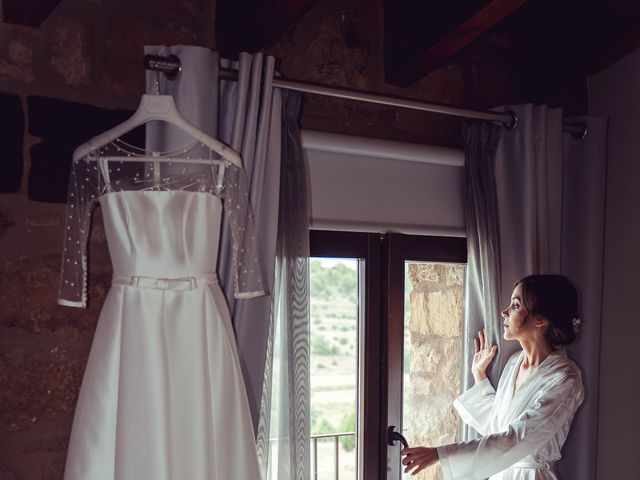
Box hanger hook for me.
[154,70,161,95]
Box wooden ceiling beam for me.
[493,0,640,112]
[1,0,62,27]
[217,0,321,56]
[385,0,530,86]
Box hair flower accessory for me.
[572,317,582,334]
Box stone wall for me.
[405,263,465,480]
[0,1,214,478]
[263,0,520,148]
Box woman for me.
[402,274,584,479]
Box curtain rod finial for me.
[505,110,518,130]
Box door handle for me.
[387,425,409,449]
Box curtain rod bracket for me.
[504,110,518,130]
[147,53,587,140]
[144,54,182,81]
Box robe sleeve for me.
[453,378,496,435]
[58,158,100,308]
[437,372,584,480]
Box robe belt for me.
[511,460,556,470]
[112,274,218,291]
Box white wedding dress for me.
[58,140,264,480]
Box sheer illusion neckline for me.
[108,137,203,158]
[100,189,216,199]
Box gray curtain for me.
[217,52,282,431]
[256,92,311,479]
[460,120,503,441]
[555,115,607,480]
[145,46,283,431]
[144,45,219,150]
[491,104,607,480]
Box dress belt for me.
[512,460,555,470]
[112,274,218,291]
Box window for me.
[309,231,467,480]
[402,262,466,480]
[309,257,360,479]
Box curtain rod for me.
[144,54,588,139]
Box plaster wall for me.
[589,48,640,479]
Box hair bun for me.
[572,317,582,334]
[516,274,580,346]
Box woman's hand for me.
[401,447,439,475]
[471,329,497,384]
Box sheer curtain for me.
[461,120,503,384]
[256,92,310,479]
[463,104,607,479]
[460,120,503,442]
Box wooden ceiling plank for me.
[2,0,62,27]
[258,0,320,47]
[386,0,530,86]
[217,0,321,56]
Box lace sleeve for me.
[221,161,266,299]
[58,157,100,308]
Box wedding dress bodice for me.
[58,139,264,307]
[101,191,223,279]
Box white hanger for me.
[72,94,243,169]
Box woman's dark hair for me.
[515,274,579,346]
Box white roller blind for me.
[301,130,466,236]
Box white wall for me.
[589,50,640,478]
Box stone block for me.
[405,264,463,480]
[50,17,91,86]
[426,289,464,337]
[0,416,72,480]
[410,338,442,374]
[152,0,207,16]
[0,93,24,193]
[25,210,63,229]
[0,208,15,238]
[408,263,442,293]
[0,38,35,83]
[0,254,110,336]
[302,8,370,89]
[445,264,464,287]
[27,96,134,202]
[28,141,74,203]
[409,291,429,335]
[406,372,427,396]
[407,395,456,441]
[0,328,89,432]
[442,337,462,396]
[27,96,134,146]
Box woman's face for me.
[502,283,533,341]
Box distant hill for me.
[310,260,357,302]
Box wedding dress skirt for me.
[63,191,262,479]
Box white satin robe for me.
[437,349,583,479]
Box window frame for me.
[309,230,467,480]
[385,234,467,479]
